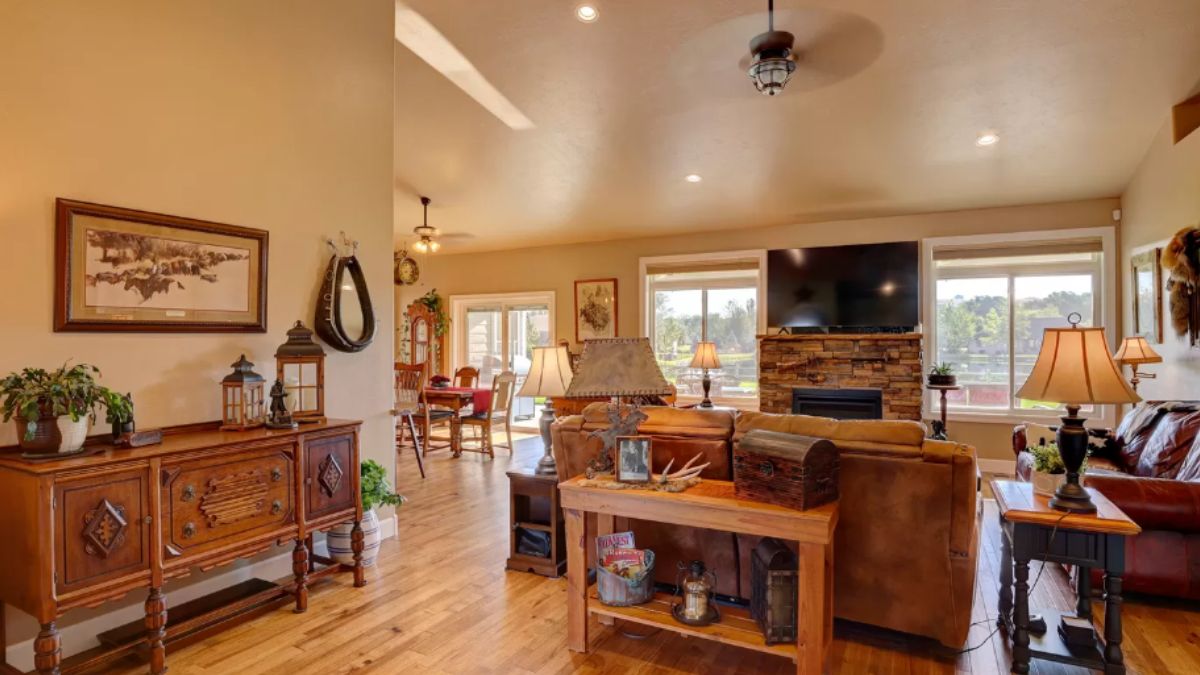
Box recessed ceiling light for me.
[685,174,703,183]
[576,5,599,22]
[976,131,1000,147]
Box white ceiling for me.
[392,0,1200,253]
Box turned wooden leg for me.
[145,587,168,674]
[1076,565,1092,620]
[351,520,367,587]
[997,523,1013,629]
[292,539,309,613]
[1103,572,1126,675]
[1012,558,1031,674]
[33,621,60,675]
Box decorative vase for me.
[327,508,381,567]
[1032,470,1066,497]
[15,416,90,455]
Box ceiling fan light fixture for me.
[748,0,797,97]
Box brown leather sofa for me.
[1013,401,1200,600]
[552,404,979,648]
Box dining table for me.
[423,386,492,456]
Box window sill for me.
[929,409,1114,427]
[675,395,759,412]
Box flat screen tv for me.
[767,241,919,330]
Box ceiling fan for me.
[747,0,796,96]
[410,196,472,253]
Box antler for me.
[655,452,709,484]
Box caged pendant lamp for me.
[747,0,797,96]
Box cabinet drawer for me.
[162,445,295,557]
[54,468,151,594]
[304,432,356,520]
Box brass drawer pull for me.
[271,499,283,515]
[182,485,195,502]
[271,467,283,482]
[182,522,196,539]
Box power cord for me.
[954,510,1071,655]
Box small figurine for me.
[266,379,298,430]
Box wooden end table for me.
[926,384,960,440]
[991,480,1141,675]
[559,477,838,675]
[506,466,566,577]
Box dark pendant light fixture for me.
[747,0,797,96]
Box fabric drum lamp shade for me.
[1016,322,1141,512]
[564,338,673,399]
[518,346,575,476]
[689,341,722,408]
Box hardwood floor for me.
[100,436,1200,674]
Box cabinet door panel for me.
[162,445,295,558]
[55,469,150,593]
[304,433,355,520]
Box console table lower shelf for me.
[559,476,837,675]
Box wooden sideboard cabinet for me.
[0,419,366,675]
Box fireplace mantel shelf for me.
[758,332,922,341]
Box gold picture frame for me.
[1131,248,1162,343]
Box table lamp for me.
[1016,314,1141,513]
[1112,336,1163,392]
[516,346,574,476]
[689,341,722,408]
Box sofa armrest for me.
[1084,474,1200,534]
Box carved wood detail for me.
[317,454,343,498]
[82,498,128,559]
[199,469,270,528]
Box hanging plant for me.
[415,289,450,338]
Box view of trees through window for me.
[935,271,1095,412]
[652,284,758,399]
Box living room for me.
[2,1,1200,674]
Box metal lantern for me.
[221,354,266,431]
[671,560,720,627]
[751,537,798,644]
[275,320,326,423]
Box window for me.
[641,253,766,404]
[927,233,1112,419]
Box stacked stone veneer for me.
[759,333,924,420]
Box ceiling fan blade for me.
[438,232,475,241]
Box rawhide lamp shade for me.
[517,346,575,476]
[564,338,672,399]
[1113,336,1163,393]
[1016,319,1141,513]
[689,342,722,408]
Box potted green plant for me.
[1029,442,1088,496]
[1,363,123,455]
[927,362,957,387]
[327,459,406,567]
[103,390,135,440]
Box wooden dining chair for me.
[453,366,480,388]
[459,371,517,459]
[394,362,455,475]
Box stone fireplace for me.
[759,333,923,420]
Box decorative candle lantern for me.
[221,355,266,431]
[672,560,719,626]
[750,537,798,644]
[275,320,326,423]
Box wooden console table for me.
[992,480,1140,675]
[0,420,366,675]
[559,477,838,675]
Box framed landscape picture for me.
[1131,248,1162,343]
[55,198,268,332]
[574,278,617,342]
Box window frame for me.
[639,250,767,409]
[922,227,1118,426]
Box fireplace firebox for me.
[792,388,883,420]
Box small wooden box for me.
[733,430,838,510]
[751,537,798,644]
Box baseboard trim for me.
[4,515,396,672]
[978,458,1016,475]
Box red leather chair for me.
[1013,401,1200,599]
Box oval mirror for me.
[315,254,376,352]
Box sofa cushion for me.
[1172,428,1200,482]
[1135,410,1200,478]
[1116,403,1167,471]
[581,403,734,439]
[735,411,926,458]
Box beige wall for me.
[0,0,394,652]
[1120,121,1200,398]
[398,198,1120,460]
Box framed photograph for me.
[55,198,268,332]
[616,435,652,483]
[1131,248,1162,343]
[575,278,617,342]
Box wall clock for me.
[394,249,419,285]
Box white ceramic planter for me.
[1032,470,1066,497]
[327,508,381,567]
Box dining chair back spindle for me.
[460,371,517,459]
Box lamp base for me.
[1049,410,1096,514]
[535,404,557,476]
[699,370,713,408]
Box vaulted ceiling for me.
[393,0,1200,253]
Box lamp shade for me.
[564,338,672,398]
[516,346,574,398]
[689,341,722,370]
[1016,326,1141,406]
[1113,336,1163,365]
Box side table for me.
[506,465,566,577]
[991,480,1141,675]
[926,384,961,440]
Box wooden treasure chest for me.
[750,537,798,644]
[733,430,838,510]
